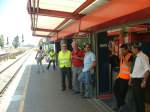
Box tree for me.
[22,34,24,43]
[7,36,9,45]
[0,35,4,48]
[12,35,20,48]
[38,39,44,47]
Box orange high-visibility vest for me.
[118,53,132,80]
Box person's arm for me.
[35,50,39,59]
[90,61,96,69]
[71,51,84,60]
[141,56,150,88]
[127,55,134,86]
[141,70,150,88]
[73,56,84,60]
[90,53,96,69]
[57,52,60,66]
[128,55,134,73]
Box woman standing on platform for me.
[35,46,45,73]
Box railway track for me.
[0,49,32,96]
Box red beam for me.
[53,0,150,39]
[33,28,60,32]
[32,34,50,38]
[29,7,84,19]
[136,24,150,28]
[74,0,96,14]
[88,7,150,32]
[128,27,147,32]
[55,19,69,30]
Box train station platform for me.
[5,52,113,112]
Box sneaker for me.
[82,96,90,99]
[74,91,80,94]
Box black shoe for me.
[82,96,90,99]
[68,86,72,90]
[61,88,66,91]
[74,91,80,94]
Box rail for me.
[0,50,32,95]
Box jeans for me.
[72,67,82,92]
[78,71,92,97]
[36,58,44,72]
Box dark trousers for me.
[113,78,129,108]
[132,78,145,112]
[47,60,55,69]
[60,67,72,90]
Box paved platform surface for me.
[6,52,113,112]
[24,67,99,112]
[2,51,150,112]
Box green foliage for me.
[7,37,9,45]
[73,38,90,49]
[12,35,20,48]
[38,39,44,47]
[0,35,4,48]
[22,34,24,43]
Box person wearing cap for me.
[58,43,72,91]
[113,44,133,111]
[129,42,150,112]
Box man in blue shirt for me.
[78,43,96,98]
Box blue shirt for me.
[83,51,96,72]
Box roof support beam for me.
[32,34,50,38]
[33,28,60,32]
[74,0,96,13]
[54,0,96,30]
[29,7,84,19]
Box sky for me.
[0,0,41,46]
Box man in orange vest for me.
[113,44,133,111]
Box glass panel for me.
[39,0,86,12]
[80,0,109,14]
[37,16,65,29]
[35,31,50,35]
[31,0,38,8]
[49,32,56,36]
[57,19,75,30]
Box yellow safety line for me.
[18,65,31,112]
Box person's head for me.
[120,44,129,56]
[131,42,142,55]
[61,43,67,51]
[71,41,78,51]
[85,43,92,52]
[39,46,42,50]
